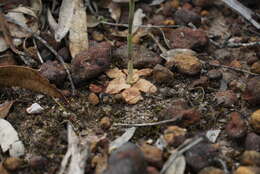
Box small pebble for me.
[88,93,99,105]
[26,103,44,114]
[250,109,260,133]
[99,117,111,130]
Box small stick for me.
[225,41,260,48]
[100,21,181,28]
[113,117,180,127]
[5,16,76,95]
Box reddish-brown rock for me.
[215,90,238,107]
[140,143,163,168]
[243,77,260,105]
[71,42,112,85]
[103,143,147,174]
[166,27,208,50]
[245,133,260,151]
[39,60,66,87]
[225,112,247,138]
[174,9,201,26]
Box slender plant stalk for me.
[127,0,135,84]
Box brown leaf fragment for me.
[0,65,65,99]
[106,67,126,79]
[133,79,157,93]
[136,68,153,77]
[0,101,14,119]
[105,77,131,94]
[121,87,143,104]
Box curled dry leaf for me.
[105,77,131,94]
[55,0,76,42]
[29,0,43,16]
[5,10,38,38]
[0,65,65,100]
[10,6,37,18]
[0,101,14,119]
[69,0,88,58]
[106,67,126,79]
[121,87,143,104]
[133,79,157,93]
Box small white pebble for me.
[26,103,44,114]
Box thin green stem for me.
[127,0,135,84]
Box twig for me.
[5,16,76,95]
[113,117,180,127]
[100,21,181,28]
[221,0,260,29]
[225,41,260,48]
[207,61,259,76]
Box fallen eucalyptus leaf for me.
[55,0,76,42]
[109,127,136,152]
[0,119,21,152]
[165,155,186,174]
[69,0,89,58]
[0,65,65,99]
[0,101,14,119]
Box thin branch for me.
[100,21,181,28]
[225,41,260,48]
[5,16,76,95]
[113,117,180,127]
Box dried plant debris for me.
[0,66,65,99]
[105,67,157,104]
[0,101,14,118]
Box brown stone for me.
[3,157,24,171]
[103,143,147,174]
[174,9,201,26]
[251,61,260,74]
[71,42,112,85]
[250,109,260,133]
[225,112,247,138]
[140,143,163,168]
[39,60,66,87]
[241,151,260,166]
[199,167,225,174]
[215,90,238,107]
[245,133,260,151]
[243,77,260,105]
[234,166,260,174]
[99,117,111,130]
[166,54,202,75]
[166,27,208,50]
[152,64,174,83]
[113,44,161,69]
[88,93,100,105]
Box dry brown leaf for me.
[55,0,76,41]
[69,0,88,58]
[108,2,121,22]
[133,79,157,93]
[106,67,126,79]
[0,101,14,119]
[136,68,153,77]
[123,69,140,83]
[105,77,131,94]
[121,87,143,104]
[0,163,9,174]
[0,65,65,99]
[5,11,38,38]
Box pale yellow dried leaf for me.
[55,0,76,41]
[10,7,37,18]
[106,67,126,79]
[0,101,14,119]
[30,0,42,15]
[69,0,88,58]
[121,87,143,104]
[133,79,157,93]
[105,77,131,94]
